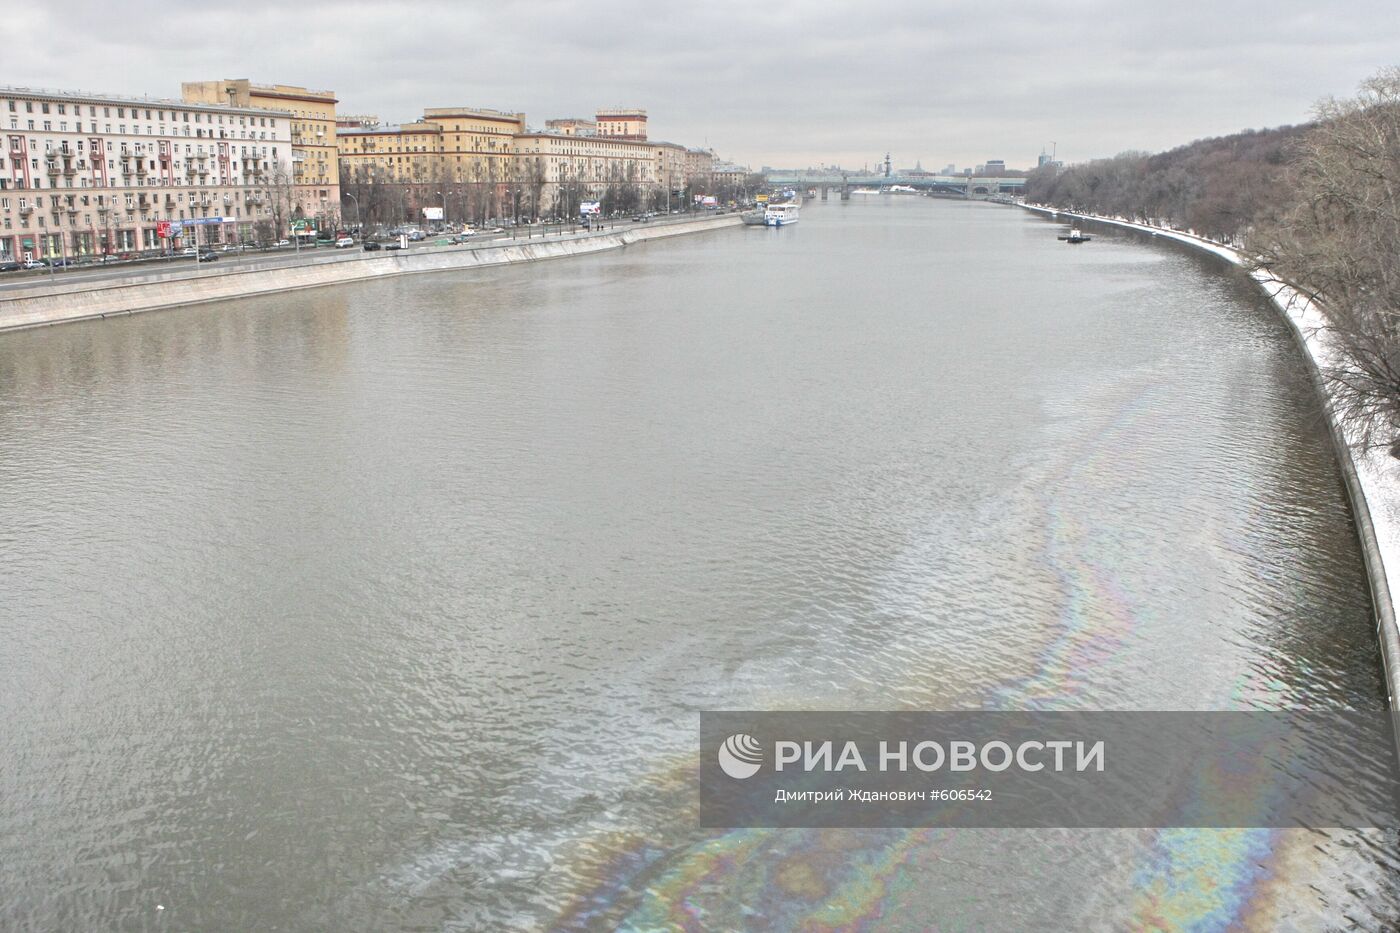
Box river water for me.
[1,198,1395,930]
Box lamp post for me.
[436,190,446,231]
[344,190,360,232]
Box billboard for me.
[422,207,444,221]
[579,201,601,216]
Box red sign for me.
[156,221,172,239]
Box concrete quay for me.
[0,214,744,334]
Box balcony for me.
[135,164,147,176]
[18,205,32,216]
[62,164,76,176]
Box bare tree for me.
[266,158,296,238]
[1250,67,1400,451]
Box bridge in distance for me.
[763,172,1027,199]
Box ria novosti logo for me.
[718,733,764,779]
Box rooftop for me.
[0,84,291,117]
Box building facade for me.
[0,85,291,260]
[334,103,738,225]
[182,80,339,223]
[595,109,647,140]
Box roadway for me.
[0,213,710,297]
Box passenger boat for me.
[1057,227,1092,243]
[764,201,800,227]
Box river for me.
[0,196,1394,930]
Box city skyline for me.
[5,0,1398,170]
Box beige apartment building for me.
[182,80,339,223]
[0,85,292,260]
[335,102,729,224]
[595,109,648,140]
[421,106,524,188]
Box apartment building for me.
[337,121,444,184]
[595,108,648,140]
[335,102,730,224]
[182,80,339,222]
[421,107,525,188]
[0,85,291,260]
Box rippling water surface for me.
[0,198,1394,930]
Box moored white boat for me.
[764,201,800,226]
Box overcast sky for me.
[3,0,1397,171]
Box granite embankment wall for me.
[1023,203,1400,709]
[0,214,743,334]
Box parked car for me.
[178,247,197,257]
[48,258,75,268]
[0,260,21,273]
[274,239,290,247]
[385,241,405,251]
[21,258,46,270]
[335,236,354,249]
[449,233,473,244]
[362,241,382,251]
[197,249,219,261]
[407,230,426,241]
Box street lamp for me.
[344,190,360,231]
[436,190,446,231]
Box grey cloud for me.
[4,0,1397,170]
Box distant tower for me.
[883,152,892,177]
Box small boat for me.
[1057,227,1092,243]
[741,211,767,226]
[849,188,880,195]
[764,200,800,227]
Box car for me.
[0,260,20,273]
[449,233,474,244]
[407,230,426,241]
[21,258,46,270]
[274,239,290,247]
[362,241,382,251]
[197,249,219,261]
[335,236,354,249]
[178,247,197,257]
[48,258,75,268]
[385,241,405,251]
[631,215,645,222]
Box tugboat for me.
[1057,227,1092,243]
